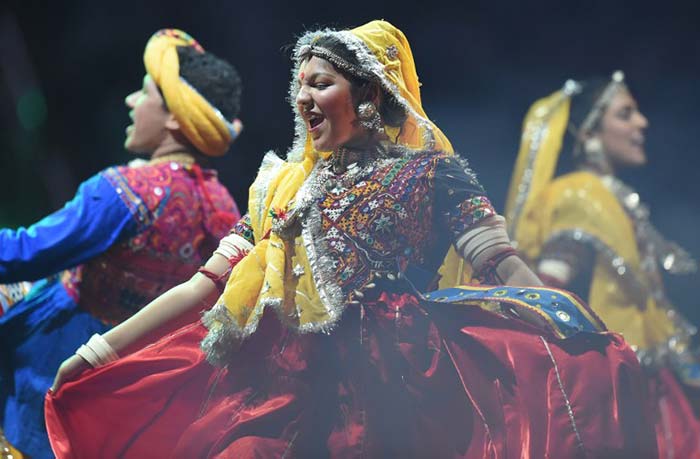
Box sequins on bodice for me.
[316,150,493,296]
[229,149,494,302]
[65,160,237,324]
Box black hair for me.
[301,35,407,128]
[176,46,242,120]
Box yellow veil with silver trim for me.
[505,80,580,255]
[201,20,459,364]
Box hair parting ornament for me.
[578,70,627,136]
[570,70,626,161]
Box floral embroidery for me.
[231,214,254,245]
[72,162,238,325]
[445,195,496,237]
[318,152,494,296]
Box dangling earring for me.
[584,137,603,156]
[357,101,384,134]
[583,137,611,173]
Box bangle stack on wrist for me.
[75,334,119,368]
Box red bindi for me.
[299,71,305,81]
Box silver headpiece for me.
[296,44,374,81]
[578,70,627,135]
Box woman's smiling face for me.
[295,56,365,152]
[597,88,649,168]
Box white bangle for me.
[75,344,101,368]
[214,233,253,260]
[75,334,119,368]
[455,215,513,270]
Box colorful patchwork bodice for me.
[318,152,493,296]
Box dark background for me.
[1,0,699,323]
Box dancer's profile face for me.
[295,56,365,152]
[124,75,171,153]
[598,89,649,168]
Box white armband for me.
[75,334,119,368]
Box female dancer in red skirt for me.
[47,20,657,458]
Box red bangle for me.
[198,267,230,292]
[227,246,248,268]
[474,247,518,284]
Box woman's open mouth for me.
[630,135,645,148]
[307,113,325,132]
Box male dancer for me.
[0,29,243,459]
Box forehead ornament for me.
[296,44,374,80]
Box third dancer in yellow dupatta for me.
[507,73,699,458]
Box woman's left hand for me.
[50,354,91,393]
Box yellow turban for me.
[143,29,237,157]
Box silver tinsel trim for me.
[200,303,245,366]
[539,336,586,452]
[297,202,346,334]
[601,175,697,275]
[546,228,697,369]
[546,229,648,297]
[251,152,286,228]
[506,83,578,239]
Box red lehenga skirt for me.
[648,368,700,459]
[46,293,657,458]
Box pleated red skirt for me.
[649,368,700,459]
[46,293,658,458]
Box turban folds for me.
[144,29,236,157]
